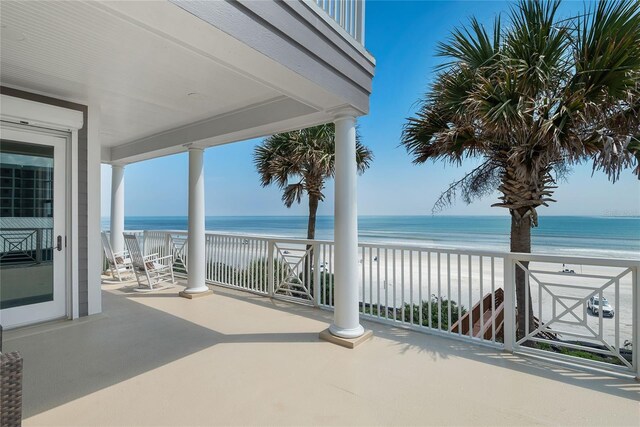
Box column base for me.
[329,323,365,338]
[178,289,213,299]
[319,328,372,349]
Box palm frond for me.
[355,140,374,174]
[572,0,640,100]
[432,161,500,213]
[254,122,374,209]
[282,182,305,208]
[404,0,640,216]
[437,15,501,70]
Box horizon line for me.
[101,214,640,219]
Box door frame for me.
[1,94,84,328]
[0,123,72,327]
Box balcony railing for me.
[0,227,54,266]
[313,0,365,44]
[112,230,639,377]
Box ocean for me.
[102,215,640,260]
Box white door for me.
[0,124,68,328]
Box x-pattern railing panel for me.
[273,243,313,301]
[515,260,633,369]
[166,233,188,272]
[1,231,36,259]
[0,228,51,265]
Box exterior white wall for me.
[87,105,102,315]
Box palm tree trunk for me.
[305,195,319,299]
[510,210,535,344]
[307,195,319,240]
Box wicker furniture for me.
[124,233,175,290]
[1,351,23,427]
[101,231,132,281]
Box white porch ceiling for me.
[0,0,372,164]
[0,1,286,148]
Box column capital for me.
[184,143,205,152]
[329,106,361,122]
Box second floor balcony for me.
[314,0,366,44]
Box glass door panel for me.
[0,141,54,309]
[0,124,67,328]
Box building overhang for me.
[0,0,375,165]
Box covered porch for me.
[0,0,374,339]
[5,278,638,426]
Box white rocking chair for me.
[101,231,132,281]
[124,233,175,290]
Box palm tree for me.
[401,0,640,341]
[254,123,373,241]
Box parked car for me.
[560,264,575,274]
[587,296,614,317]
[310,263,327,273]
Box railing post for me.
[357,0,365,44]
[164,233,171,260]
[142,230,148,255]
[268,240,275,297]
[35,229,42,263]
[313,243,321,307]
[503,254,515,352]
[633,265,639,380]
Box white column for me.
[185,146,208,293]
[110,164,125,254]
[330,113,364,339]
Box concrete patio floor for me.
[4,278,639,426]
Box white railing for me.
[1,227,54,265]
[506,253,637,373]
[113,230,639,376]
[351,245,507,347]
[313,0,365,44]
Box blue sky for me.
[101,0,640,218]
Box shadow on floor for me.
[211,285,640,401]
[3,289,325,418]
[3,283,638,420]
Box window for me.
[0,140,53,218]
